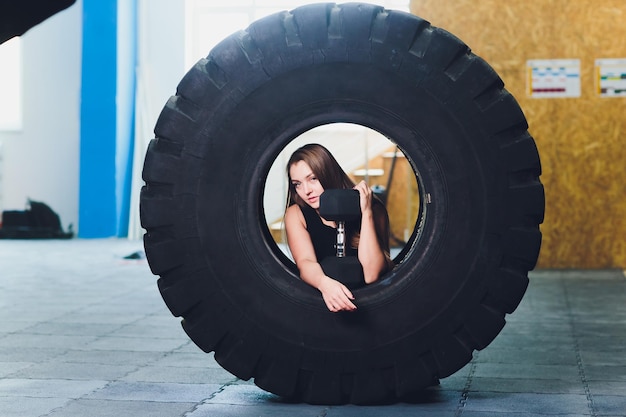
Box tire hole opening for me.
[262,123,425,286]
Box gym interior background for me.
[0,0,624,270]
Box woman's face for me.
[289,160,325,209]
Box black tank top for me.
[299,204,359,261]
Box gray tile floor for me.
[0,239,625,416]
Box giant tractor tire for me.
[140,2,544,405]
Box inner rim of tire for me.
[261,121,428,289]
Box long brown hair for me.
[286,143,355,208]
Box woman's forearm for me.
[296,258,357,311]
[358,210,387,283]
[297,258,328,289]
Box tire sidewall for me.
[194,61,496,351]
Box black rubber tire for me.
[140,2,544,405]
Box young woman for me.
[284,143,393,312]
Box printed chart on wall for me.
[527,59,581,98]
[595,59,626,97]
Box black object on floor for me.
[0,199,73,239]
[123,251,146,260]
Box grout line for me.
[317,408,330,417]
[562,276,597,417]
[454,353,477,417]
[181,377,240,417]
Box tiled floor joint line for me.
[182,378,239,417]
[454,353,477,416]
[562,277,597,417]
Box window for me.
[0,37,22,131]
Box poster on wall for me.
[527,59,581,98]
[595,58,626,97]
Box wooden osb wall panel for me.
[409,0,626,268]
[350,148,419,248]
[382,153,419,245]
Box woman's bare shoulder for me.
[285,204,305,225]
[285,204,301,216]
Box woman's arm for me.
[284,204,357,312]
[353,181,390,284]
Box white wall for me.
[127,0,187,239]
[0,1,82,231]
[136,0,186,128]
[0,0,187,236]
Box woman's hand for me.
[352,180,390,284]
[353,180,373,214]
[318,276,357,312]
